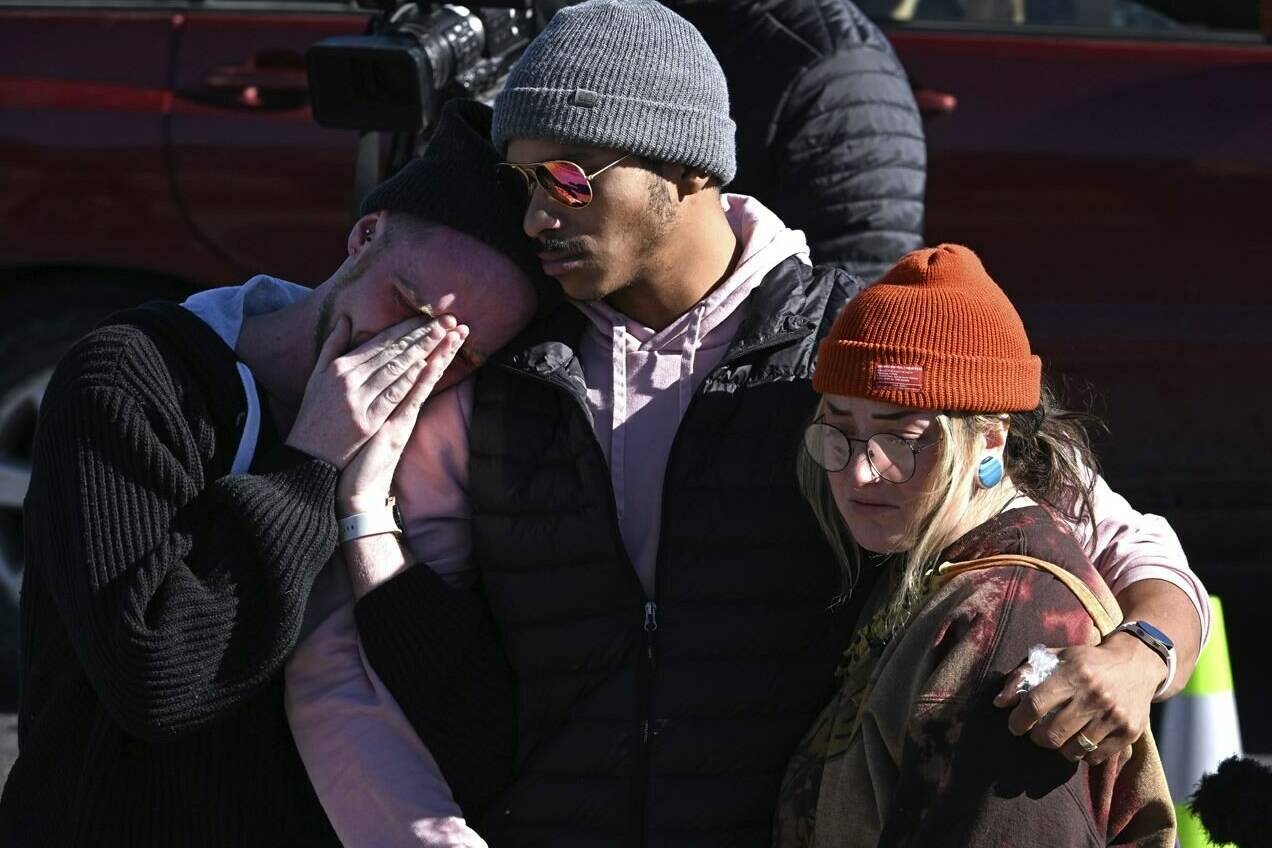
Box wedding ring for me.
[1076,732,1099,754]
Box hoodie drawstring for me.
[678,305,706,420]
[611,323,628,522]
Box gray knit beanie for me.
[492,0,737,184]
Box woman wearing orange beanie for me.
[773,245,1175,846]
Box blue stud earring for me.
[976,455,1004,489]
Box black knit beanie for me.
[360,98,560,317]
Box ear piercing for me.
[976,455,1004,489]
[363,227,374,240]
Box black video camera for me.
[307,0,535,134]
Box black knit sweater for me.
[0,302,341,846]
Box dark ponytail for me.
[1004,380,1105,544]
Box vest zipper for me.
[638,328,809,848]
[497,325,811,847]
[495,364,658,841]
[641,600,661,732]
[637,375,709,847]
[637,594,658,847]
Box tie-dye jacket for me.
[775,505,1175,847]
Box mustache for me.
[535,236,588,255]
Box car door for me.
[873,0,1272,750]
[168,0,369,285]
[0,5,189,274]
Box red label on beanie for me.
[871,364,924,392]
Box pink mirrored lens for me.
[538,161,592,207]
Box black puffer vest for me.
[470,258,867,848]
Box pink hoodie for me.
[283,195,1208,848]
[574,195,811,594]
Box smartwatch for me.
[1113,620,1176,699]
[337,496,404,544]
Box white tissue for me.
[1016,645,1061,694]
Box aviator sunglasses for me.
[495,153,632,209]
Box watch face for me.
[1137,621,1174,650]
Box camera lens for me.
[403,5,486,93]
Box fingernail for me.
[439,314,458,330]
[457,324,470,338]
[428,322,445,339]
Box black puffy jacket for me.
[359,259,881,847]
[668,0,926,279]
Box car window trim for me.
[0,0,367,14]
[876,19,1268,47]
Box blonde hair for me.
[885,412,1018,631]
[796,437,862,604]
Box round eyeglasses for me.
[802,419,940,484]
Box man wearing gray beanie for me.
[327,2,870,845]
[490,0,742,316]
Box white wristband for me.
[337,496,402,544]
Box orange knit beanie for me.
[813,244,1041,412]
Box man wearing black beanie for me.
[0,100,544,847]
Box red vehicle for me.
[1,0,1270,749]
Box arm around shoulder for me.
[1083,474,1208,689]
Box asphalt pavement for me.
[0,706,1269,821]
[1,594,16,789]
[0,713,15,789]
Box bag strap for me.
[934,554,1122,637]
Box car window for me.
[861,0,1262,39]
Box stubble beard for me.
[640,170,678,252]
[314,286,339,362]
[314,237,387,359]
[627,171,680,288]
